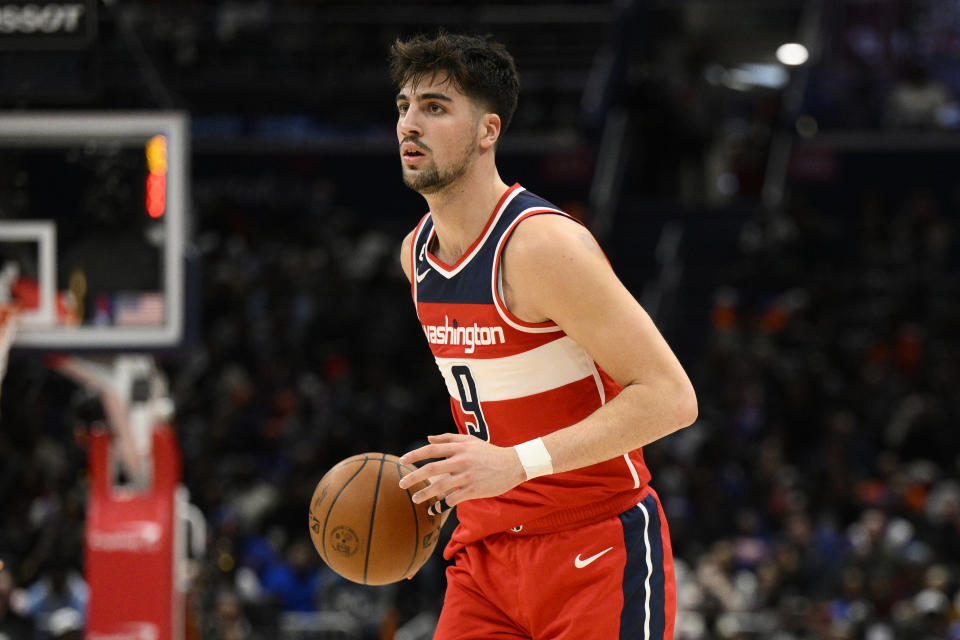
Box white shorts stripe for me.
[435,336,597,402]
[638,500,653,640]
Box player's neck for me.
[424,168,509,265]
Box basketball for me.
[308,452,442,585]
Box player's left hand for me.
[398,433,526,511]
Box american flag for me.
[113,292,165,327]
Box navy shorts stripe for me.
[619,493,667,640]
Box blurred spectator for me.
[12,554,87,639]
[259,539,322,612]
[47,607,83,640]
[885,63,957,129]
[203,588,261,640]
[0,568,31,639]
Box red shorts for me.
[434,488,676,640]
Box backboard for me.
[0,112,189,350]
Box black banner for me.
[0,0,96,49]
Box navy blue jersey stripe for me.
[413,188,567,304]
[416,279,493,305]
[619,494,667,640]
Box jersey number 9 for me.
[451,365,489,441]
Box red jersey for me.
[410,184,650,557]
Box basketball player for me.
[391,32,697,640]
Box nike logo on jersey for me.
[574,546,613,568]
[416,268,432,283]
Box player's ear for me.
[478,113,501,151]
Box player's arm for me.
[399,229,415,283]
[399,215,697,505]
[503,214,697,472]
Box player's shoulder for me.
[400,227,416,253]
[399,227,417,282]
[506,208,598,267]
[400,213,432,283]
[400,213,432,280]
[501,206,612,322]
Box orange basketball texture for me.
[308,453,442,585]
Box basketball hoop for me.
[0,304,19,403]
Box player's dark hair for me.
[390,31,520,135]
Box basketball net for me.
[0,304,18,406]
[0,261,21,404]
[51,354,173,488]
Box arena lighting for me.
[145,135,167,219]
[724,64,789,90]
[776,43,809,66]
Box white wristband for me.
[514,437,553,480]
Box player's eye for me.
[397,103,409,115]
[428,103,445,114]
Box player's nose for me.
[397,110,422,139]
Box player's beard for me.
[402,137,476,195]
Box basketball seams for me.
[326,454,368,476]
[397,461,421,579]
[311,452,441,585]
[321,455,369,563]
[363,453,387,584]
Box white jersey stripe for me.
[435,336,596,402]
[623,453,641,489]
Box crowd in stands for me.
[803,3,960,132]
[660,173,960,639]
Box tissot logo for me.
[0,3,84,33]
[0,1,95,49]
[88,622,159,640]
[88,521,164,552]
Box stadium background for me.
[2,0,960,638]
